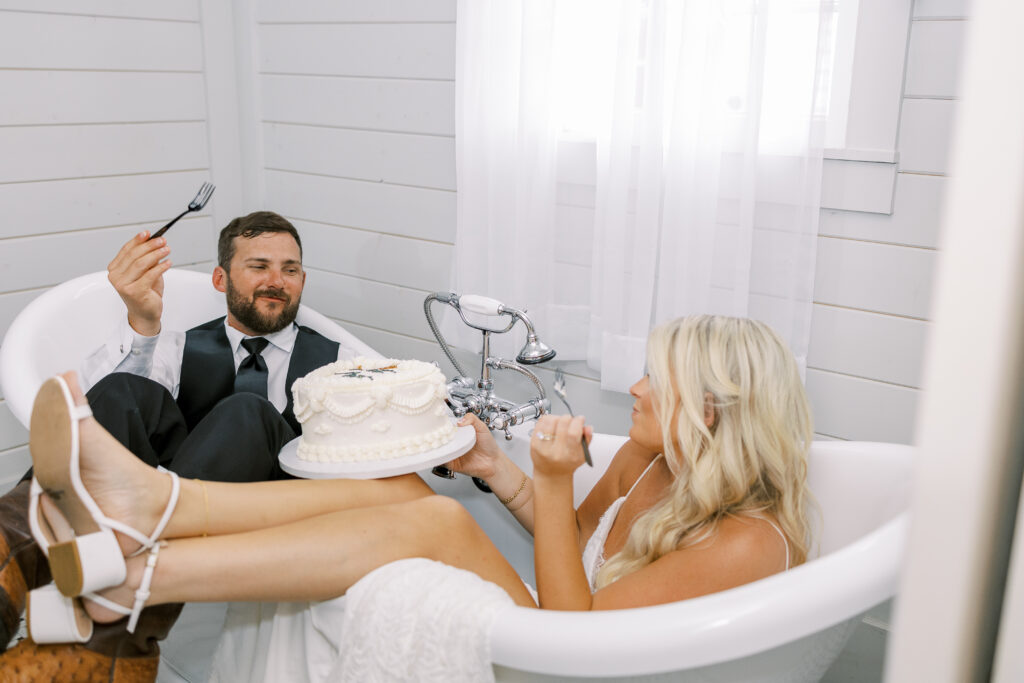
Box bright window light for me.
[547,0,855,149]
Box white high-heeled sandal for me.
[28,375,180,597]
[26,584,92,644]
[83,542,167,633]
[26,542,167,643]
[27,476,178,644]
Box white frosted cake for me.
[292,357,456,463]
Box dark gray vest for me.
[177,317,339,435]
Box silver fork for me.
[552,368,593,466]
[150,182,216,240]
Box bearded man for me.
[0,211,358,679]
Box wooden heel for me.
[47,541,83,598]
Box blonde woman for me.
[25,315,812,641]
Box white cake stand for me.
[279,423,476,480]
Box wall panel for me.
[296,220,453,291]
[913,0,970,19]
[301,269,435,340]
[264,123,455,190]
[904,20,965,98]
[813,238,935,319]
[261,75,454,135]
[0,123,209,184]
[265,170,455,243]
[898,99,957,174]
[808,305,930,388]
[819,173,946,249]
[0,2,198,21]
[256,0,455,23]
[0,72,206,126]
[259,23,455,79]
[820,159,898,214]
[806,369,918,443]
[0,11,202,71]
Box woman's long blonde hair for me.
[595,315,814,589]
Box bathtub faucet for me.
[424,292,556,487]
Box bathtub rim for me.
[489,441,912,677]
[491,515,905,677]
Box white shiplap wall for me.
[0,1,244,490]
[808,2,965,446]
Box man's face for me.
[215,232,306,336]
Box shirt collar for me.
[223,319,298,355]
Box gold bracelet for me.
[197,479,210,537]
[500,474,529,507]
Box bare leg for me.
[36,372,536,623]
[85,495,537,623]
[45,372,434,554]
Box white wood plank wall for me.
[809,1,966,445]
[0,1,226,490]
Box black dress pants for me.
[83,372,295,482]
[20,373,295,484]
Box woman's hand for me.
[530,414,593,479]
[443,413,505,479]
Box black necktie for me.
[234,337,270,398]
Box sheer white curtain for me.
[453,0,834,391]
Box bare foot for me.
[33,371,173,557]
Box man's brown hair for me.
[217,211,302,269]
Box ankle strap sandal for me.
[29,376,180,598]
[27,541,167,645]
[83,542,166,634]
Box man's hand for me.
[107,231,172,337]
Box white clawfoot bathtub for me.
[0,271,914,681]
[429,431,913,682]
[177,433,909,683]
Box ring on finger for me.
[535,431,556,442]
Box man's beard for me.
[225,277,301,335]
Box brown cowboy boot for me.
[0,480,50,651]
[0,604,182,683]
[0,640,156,683]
